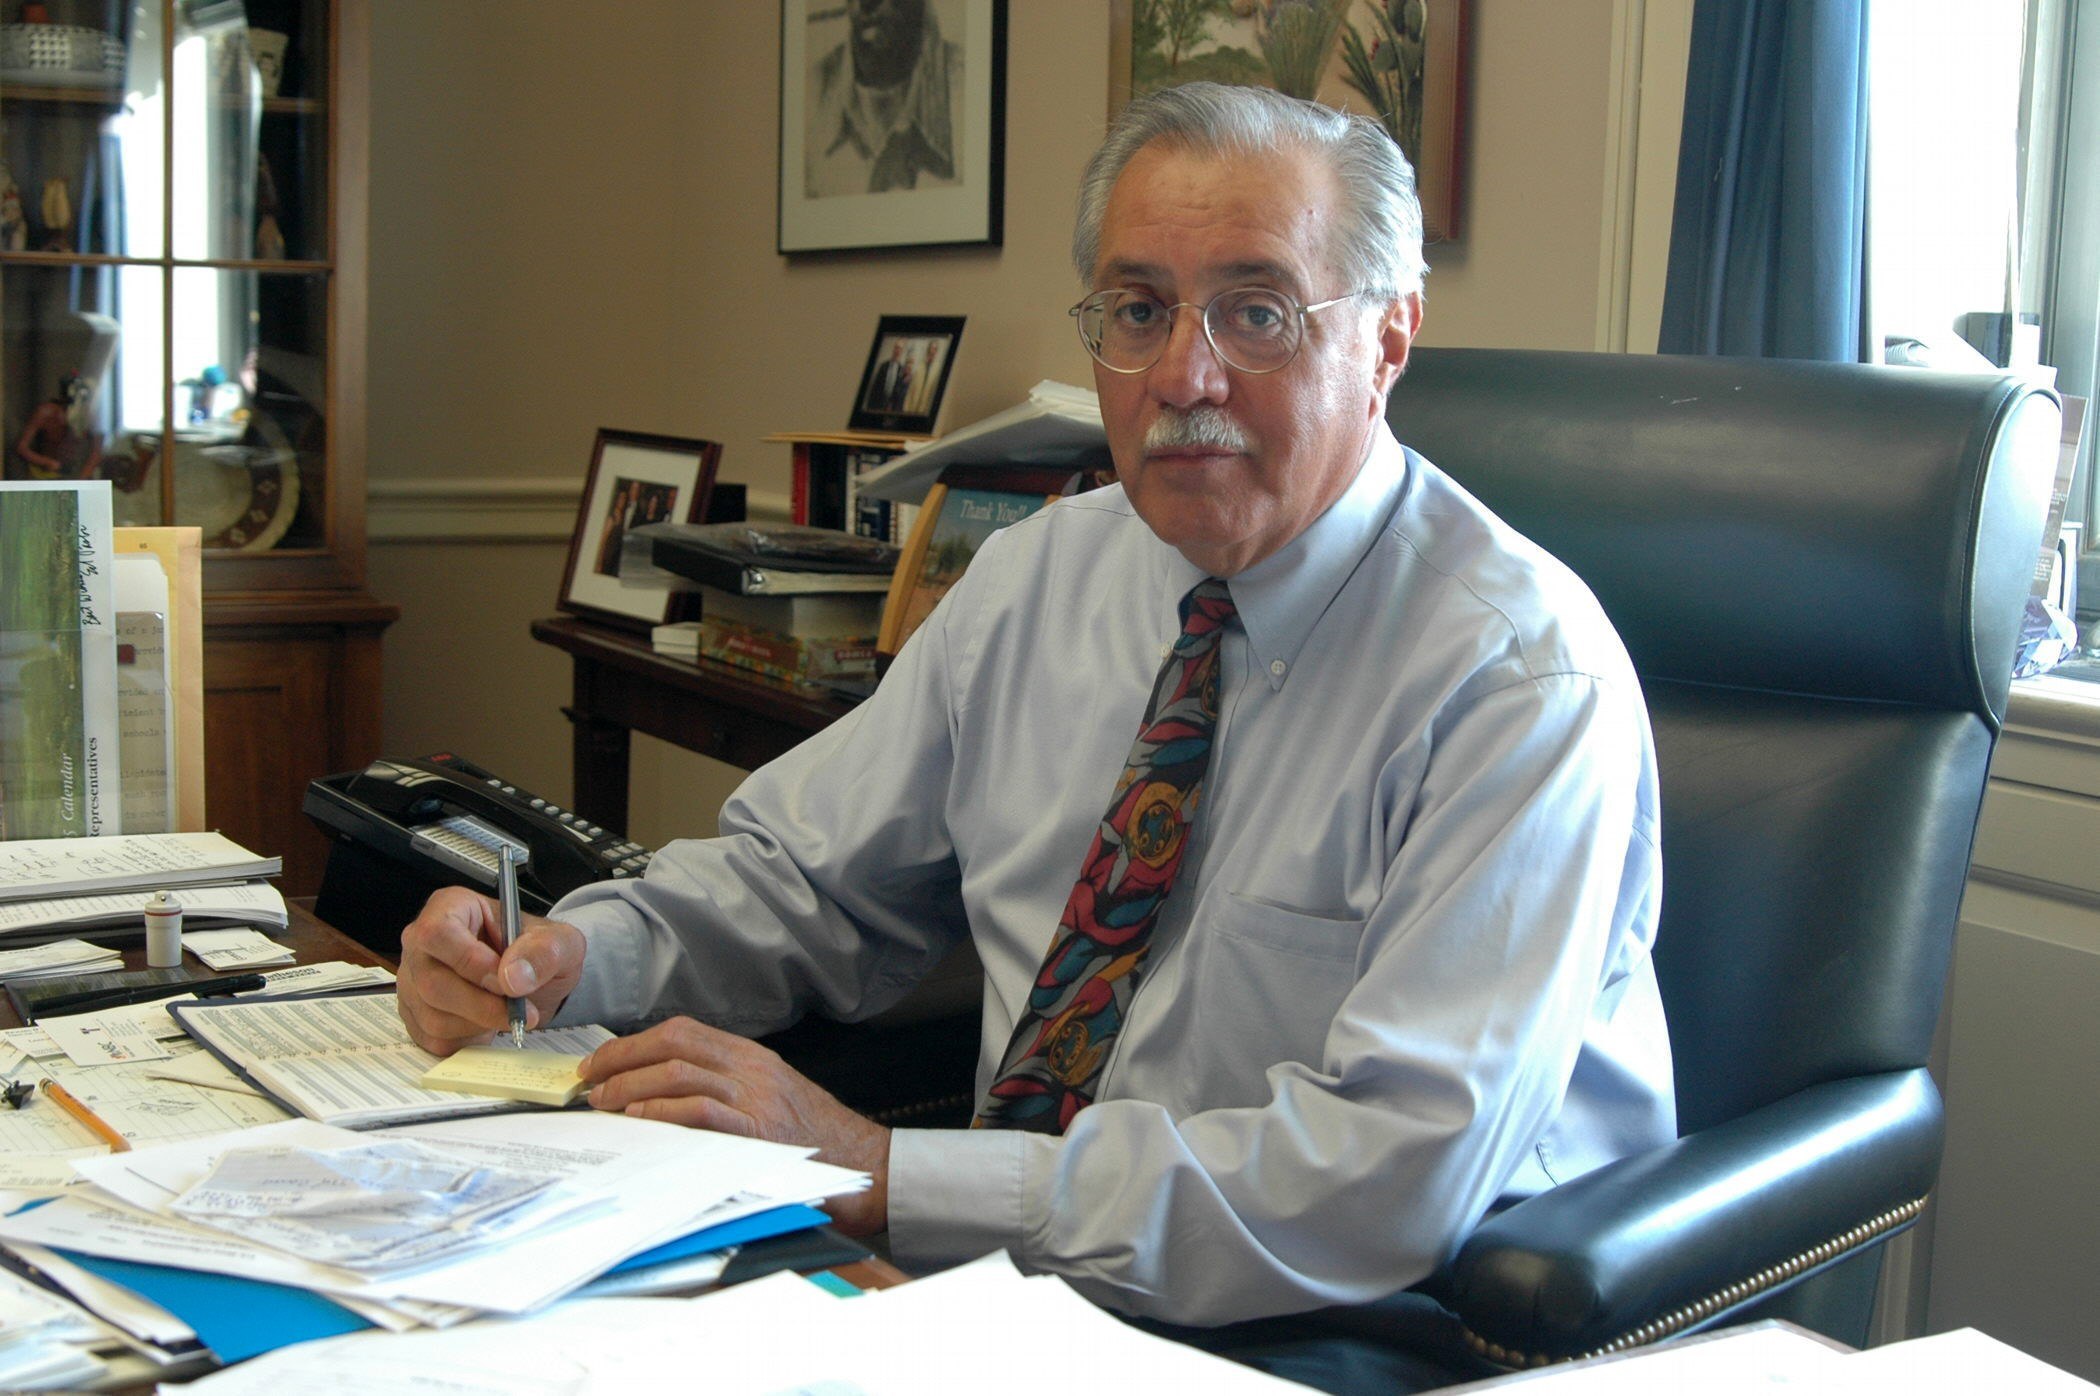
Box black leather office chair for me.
[1304,347,2055,1387]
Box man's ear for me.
[1369,293,1423,399]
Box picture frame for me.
[849,315,966,434]
[558,429,723,633]
[1108,0,1468,242]
[778,0,1009,253]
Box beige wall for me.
[366,0,1685,845]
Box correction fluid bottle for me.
[144,890,183,967]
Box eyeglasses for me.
[1069,286,1362,375]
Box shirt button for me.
[1269,659,1287,678]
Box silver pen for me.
[498,844,528,1048]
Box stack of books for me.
[645,524,894,692]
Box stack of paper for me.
[0,937,123,981]
[181,928,295,970]
[0,834,280,904]
[167,1252,1306,1394]
[857,379,1108,505]
[0,1112,867,1339]
[0,881,288,945]
[0,1265,108,1390]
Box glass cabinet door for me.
[2,0,333,558]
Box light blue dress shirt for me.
[551,423,1675,1325]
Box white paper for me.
[0,831,275,902]
[170,1139,572,1271]
[16,1112,849,1315]
[182,927,295,968]
[0,937,123,978]
[168,1254,1315,1396]
[0,881,287,937]
[42,1012,172,1067]
[34,1052,291,1150]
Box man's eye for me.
[1226,298,1285,334]
[1113,298,1163,329]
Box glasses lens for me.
[1079,291,1170,371]
[1205,288,1299,372]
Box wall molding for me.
[368,476,793,543]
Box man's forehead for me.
[1094,143,1338,287]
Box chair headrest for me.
[1387,349,2060,729]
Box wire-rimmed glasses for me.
[1069,286,1362,375]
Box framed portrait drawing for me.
[1108,0,1468,241]
[778,0,1009,253]
[559,429,722,633]
[849,315,965,434]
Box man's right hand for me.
[397,885,586,1054]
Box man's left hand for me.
[579,1019,890,1237]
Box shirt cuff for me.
[543,898,649,1029]
[886,1126,1035,1272]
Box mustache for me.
[1144,406,1252,453]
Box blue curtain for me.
[1659,0,1870,360]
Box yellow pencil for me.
[41,1080,129,1153]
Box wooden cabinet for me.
[3,0,392,890]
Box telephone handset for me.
[303,753,655,918]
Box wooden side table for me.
[529,615,857,830]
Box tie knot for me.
[1180,577,1236,631]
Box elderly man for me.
[399,82,1673,1353]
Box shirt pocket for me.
[1177,894,1368,1103]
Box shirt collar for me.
[1196,424,1407,691]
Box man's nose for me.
[1148,306,1230,407]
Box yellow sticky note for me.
[419,1047,587,1107]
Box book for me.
[647,522,899,596]
[695,585,885,640]
[855,381,1111,506]
[0,831,280,903]
[879,465,1077,656]
[171,990,614,1127]
[0,481,121,839]
[766,431,926,528]
[114,552,175,834]
[111,528,206,833]
[690,617,878,687]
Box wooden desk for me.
[530,615,856,830]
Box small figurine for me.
[14,371,104,480]
[38,176,71,253]
[254,152,286,260]
[0,122,23,253]
[0,178,25,252]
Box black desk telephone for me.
[303,753,656,955]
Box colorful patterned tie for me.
[974,578,1237,1132]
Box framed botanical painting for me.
[1108,0,1468,241]
[779,0,1010,253]
[559,429,722,633]
[849,315,966,434]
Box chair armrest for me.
[1437,1069,1943,1364]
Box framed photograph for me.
[1108,0,1468,241]
[778,0,1009,253]
[559,429,722,633]
[849,315,966,434]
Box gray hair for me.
[1072,82,1427,301]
